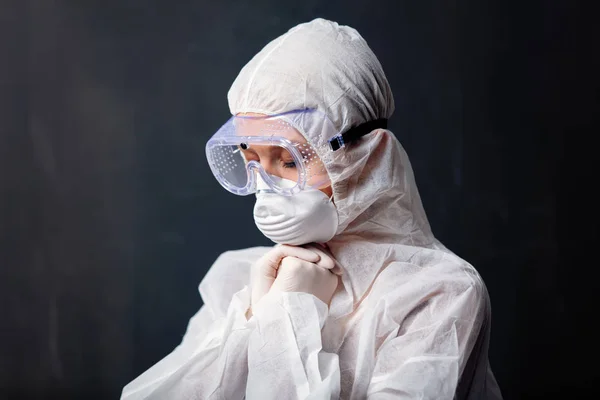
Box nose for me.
[245,155,275,174]
[260,163,281,179]
[247,162,280,182]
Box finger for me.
[269,245,321,265]
[303,244,336,270]
[330,265,344,276]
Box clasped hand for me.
[248,244,341,317]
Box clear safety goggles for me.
[206,109,337,196]
[206,108,389,196]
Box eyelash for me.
[241,149,297,169]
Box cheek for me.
[278,169,299,182]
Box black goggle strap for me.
[328,118,388,151]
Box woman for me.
[122,18,502,399]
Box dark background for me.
[1,0,597,399]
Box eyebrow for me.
[240,145,292,158]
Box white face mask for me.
[253,177,339,246]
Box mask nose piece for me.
[254,196,288,218]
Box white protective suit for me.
[122,18,503,400]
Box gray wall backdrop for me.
[1,0,596,399]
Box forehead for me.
[235,113,307,143]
